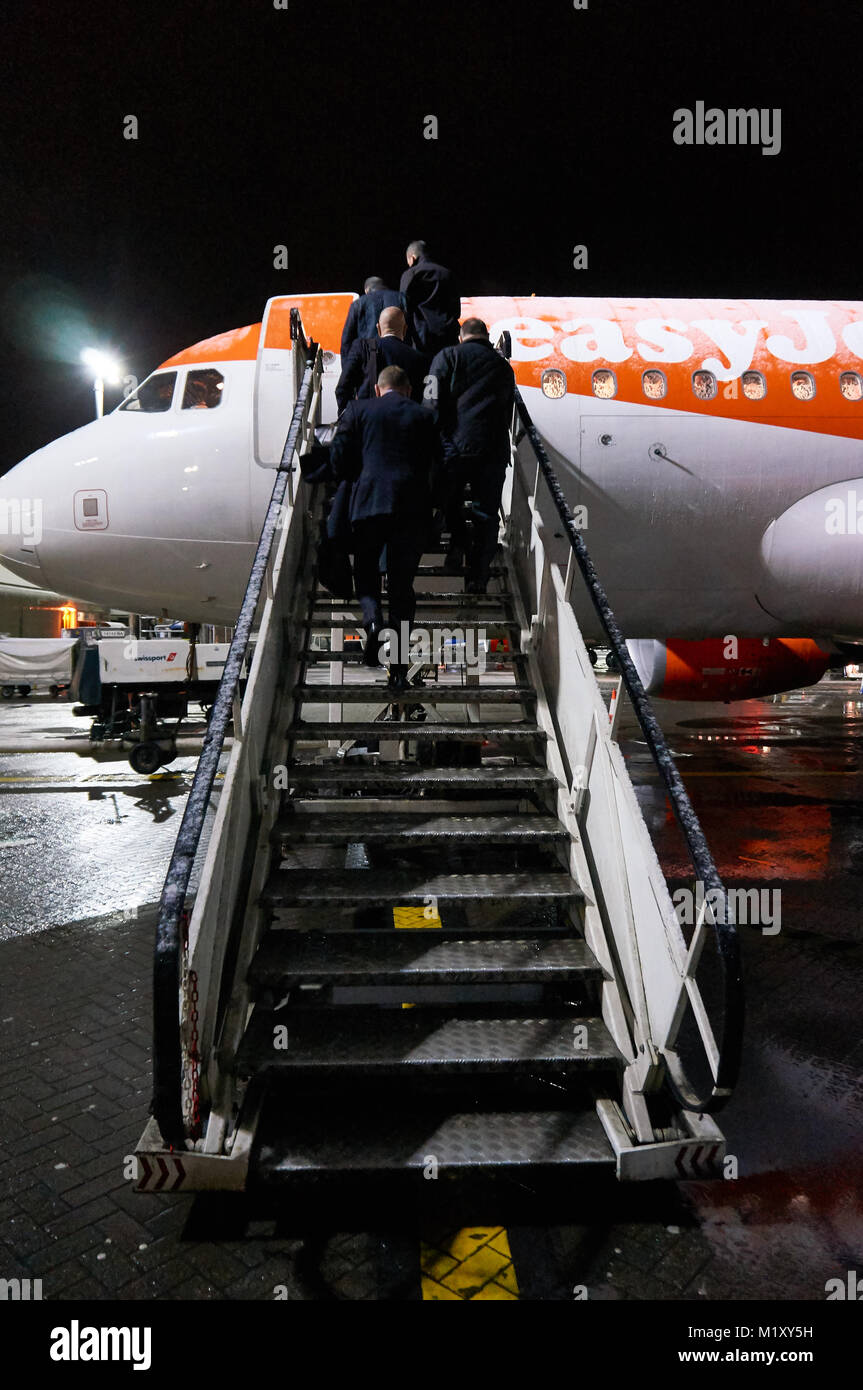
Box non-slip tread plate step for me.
[254,1106,614,1176]
[306,616,521,630]
[298,649,524,664]
[287,765,557,790]
[289,722,545,742]
[249,933,598,988]
[272,813,566,846]
[311,592,514,605]
[414,564,504,577]
[262,869,581,907]
[263,915,571,938]
[295,684,533,703]
[238,1010,621,1076]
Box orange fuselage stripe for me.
[160,295,863,441]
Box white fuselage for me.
[3,294,863,643]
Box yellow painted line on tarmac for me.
[0,774,64,782]
[421,1226,519,1301]
[0,772,223,785]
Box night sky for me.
[0,0,859,474]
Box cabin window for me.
[692,370,717,400]
[840,371,863,401]
[642,369,666,400]
[182,368,225,410]
[742,371,766,400]
[592,368,617,399]
[791,370,815,401]
[119,371,178,413]
[541,368,567,399]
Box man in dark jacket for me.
[331,364,441,689]
[340,277,406,361]
[335,307,427,414]
[428,317,515,591]
[399,241,461,359]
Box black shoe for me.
[441,549,464,576]
[465,578,488,594]
[363,623,382,668]
[387,670,410,694]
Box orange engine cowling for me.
[627,637,832,702]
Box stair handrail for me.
[498,330,743,1113]
[152,308,317,1147]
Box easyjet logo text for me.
[487,309,863,381]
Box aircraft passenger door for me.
[254,293,357,466]
[254,299,300,467]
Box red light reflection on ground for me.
[658,800,831,880]
[687,1159,863,1249]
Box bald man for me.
[335,305,428,414]
[340,276,406,360]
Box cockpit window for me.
[182,368,224,410]
[119,371,177,412]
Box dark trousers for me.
[444,454,507,584]
[352,517,422,636]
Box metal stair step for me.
[253,1105,614,1179]
[287,765,558,792]
[306,616,521,631]
[295,683,534,703]
[289,722,546,743]
[414,564,504,577]
[272,812,566,847]
[311,592,514,605]
[261,869,581,908]
[262,911,570,937]
[236,1009,622,1078]
[249,932,599,989]
[298,647,524,663]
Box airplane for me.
[2,291,863,702]
[0,559,68,609]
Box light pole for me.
[81,349,121,419]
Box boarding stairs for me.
[136,312,743,1192]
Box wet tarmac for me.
[1,675,861,1299]
[620,676,863,1296]
[0,694,214,939]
